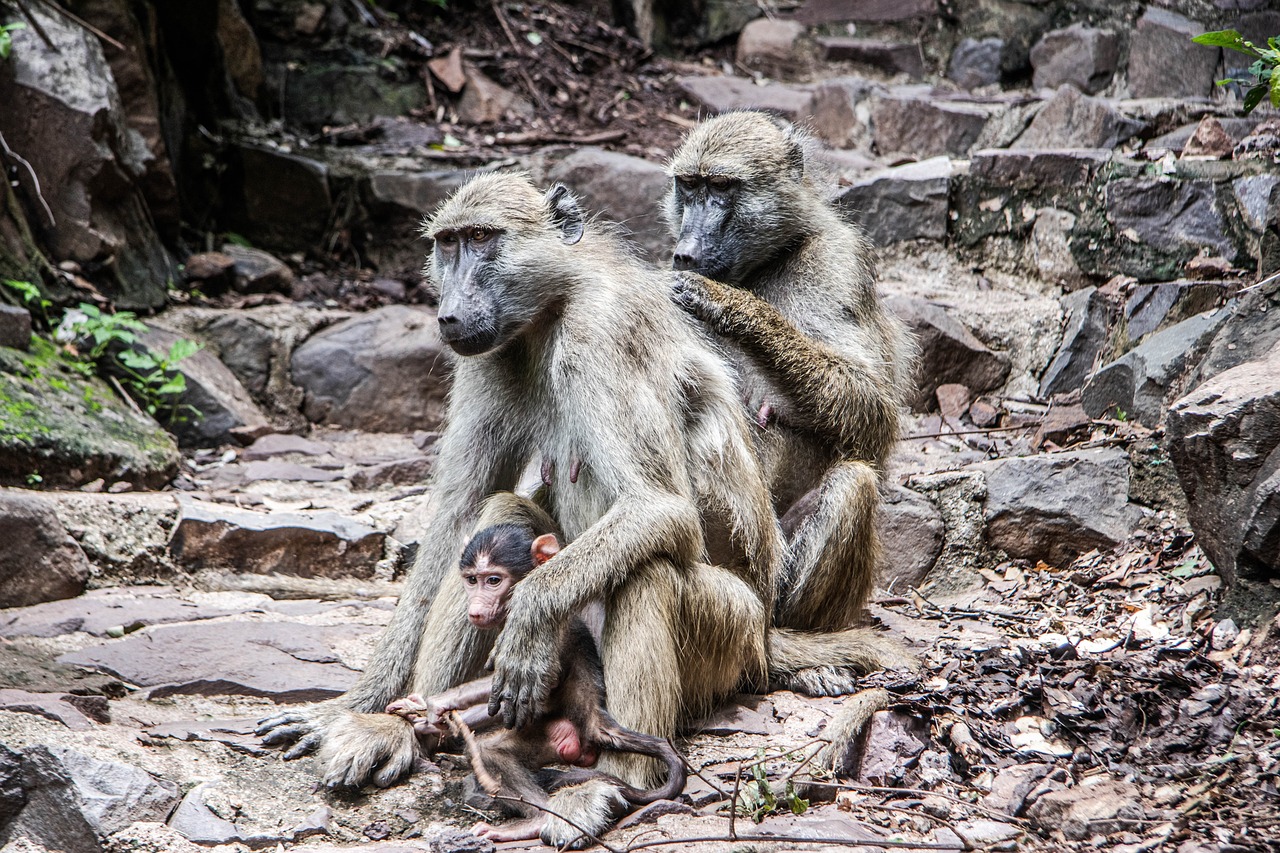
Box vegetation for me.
[1194,29,1280,114]
[0,21,25,60]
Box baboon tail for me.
[766,627,915,696]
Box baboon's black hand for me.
[670,275,726,329]
[488,620,559,730]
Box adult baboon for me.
[260,173,779,846]
[665,111,917,692]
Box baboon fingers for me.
[260,721,312,747]
[255,711,307,737]
[283,731,322,760]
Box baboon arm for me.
[675,275,897,460]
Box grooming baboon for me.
[260,173,778,847]
[387,523,686,843]
[665,111,917,692]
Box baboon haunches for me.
[666,111,917,691]
[260,173,780,846]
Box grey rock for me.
[807,76,875,150]
[168,782,239,845]
[59,621,363,702]
[364,168,470,274]
[838,156,951,246]
[350,456,434,490]
[675,76,814,122]
[877,484,944,590]
[428,829,496,853]
[1106,178,1236,262]
[1124,281,1224,342]
[0,491,90,608]
[736,18,806,73]
[169,498,383,578]
[983,763,1052,816]
[1039,287,1113,397]
[291,306,452,432]
[793,0,936,25]
[0,744,25,832]
[970,148,1110,188]
[841,710,929,783]
[222,245,295,294]
[1029,207,1084,288]
[1167,341,1280,586]
[1193,287,1280,387]
[182,252,237,296]
[816,38,923,77]
[871,94,991,157]
[146,719,268,757]
[0,690,96,730]
[884,295,1011,409]
[231,145,331,252]
[1030,24,1118,95]
[4,745,101,853]
[1083,308,1231,427]
[0,586,236,639]
[240,433,330,461]
[1145,118,1259,155]
[1233,174,1280,233]
[978,448,1144,566]
[947,37,1003,89]
[457,65,533,124]
[548,148,670,261]
[368,169,471,216]
[0,305,32,351]
[689,696,778,737]
[273,64,427,129]
[1027,779,1144,841]
[136,325,272,448]
[617,799,694,828]
[1128,8,1218,99]
[1013,86,1145,150]
[242,460,343,482]
[48,747,178,834]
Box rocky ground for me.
[2,0,1280,851]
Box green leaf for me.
[1272,67,1280,108]
[525,31,542,45]
[224,231,253,248]
[166,338,202,362]
[155,375,187,396]
[1193,29,1259,57]
[117,350,156,370]
[1244,83,1268,114]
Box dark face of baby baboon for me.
[665,112,813,286]
[426,176,585,356]
[460,524,560,630]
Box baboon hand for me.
[256,704,333,759]
[386,693,448,736]
[487,623,559,730]
[670,274,727,330]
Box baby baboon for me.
[260,173,779,847]
[387,523,686,843]
[665,110,917,692]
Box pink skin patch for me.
[547,718,597,767]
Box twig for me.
[13,0,55,50]
[729,758,742,840]
[904,424,1039,440]
[490,0,522,53]
[0,130,56,227]
[44,0,126,50]
[675,742,729,799]
[445,711,503,797]
[107,375,146,417]
[496,128,628,145]
[804,781,1031,827]
[488,792,626,853]
[624,833,964,851]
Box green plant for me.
[2,279,51,326]
[0,22,26,60]
[734,749,809,823]
[1194,29,1280,114]
[25,472,42,486]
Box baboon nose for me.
[438,313,459,327]
[672,252,696,271]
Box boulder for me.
[1029,24,1118,95]
[978,448,1143,566]
[0,491,90,608]
[1083,308,1231,427]
[0,305,32,351]
[363,168,471,275]
[457,64,533,124]
[181,252,236,296]
[1029,207,1084,288]
[1026,778,1144,841]
[272,64,427,129]
[837,157,951,246]
[0,3,174,310]
[1127,8,1218,99]
[736,18,806,73]
[548,149,670,261]
[291,305,452,432]
[1192,286,1280,388]
[885,295,1011,410]
[792,0,937,25]
[0,744,24,830]
[870,93,990,157]
[1233,174,1280,234]
[675,76,814,122]
[877,484,944,590]
[807,77,875,150]
[1167,341,1280,586]
[947,37,1003,89]
[1105,178,1237,274]
[0,343,179,490]
[815,38,922,77]
[222,245,295,294]
[969,148,1110,189]
[227,145,331,253]
[169,498,383,579]
[1038,287,1114,398]
[1012,86,1145,150]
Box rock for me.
[242,461,342,482]
[0,586,238,640]
[229,145,331,252]
[1029,207,1084,288]
[978,448,1143,566]
[675,76,814,122]
[363,168,471,275]
[1128,8,1219,99]
[816,38,923,77]
[792,0,937,25]
[1182,116,1236,160]
[844,710,929,783]
[428,47,466,94]
[1029,24,1118,95]
[457,64,533,124]
[736,18,806,73]
[181,252,236,296]
[167,782,238,845]
[0,744,25,831]
[169,498,383,578]
[221,245,295,294]
[0,491,91,608]
[350,457,434,490]
[1167,341,1280,586]
[947,37,1003,89]
[807,77,875,150]
[1144,118,1259,155]
[983,763,1052,816]
[617,800,694,829]
[145,719,268,757]
[1035,402,1092,449]
[240,433,329,461]
[1026,778,1144,841]
[1039,287,1114,397]
[884,296,1011,409]
[870,93,990,157]
[4,746,100,853]
[1013,86,1145,150]
[837,157,951,246]
[59,621,363,702]
[0,3,174,310]
[970,148,1110,188]
[1083,308,1232,427]
[291,306,452,432]
[1193,287,1280,386]
[877,484,944,590]
[427,829,496,853]
[274,64,427,129]
[548,149,670,261]
[689,696,778,736]
[1233,174,1280,234]
[1106,178,1236,270]
[0,690,96,731]
[0,305,32,351]
[936,383,970,421]
[136,325,271,447]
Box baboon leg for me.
[775,460,880,632]
[678,561,768,706]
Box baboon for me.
[665,110,918,693]
[387,523,686,843]
[260,173,778,847]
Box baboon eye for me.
[678,175,700,190]
[464,575,477,585]
[707,175,736,191]
[485,576,502,586]
[470,227,494,243]
[435,231,458,248]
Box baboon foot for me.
[540,779,628,849]
[316,710,419,789]
[772,664,861,697]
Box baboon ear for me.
[545,183,585,245]
[531,533,561,565]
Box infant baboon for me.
[387,523,686,843]
[666,110,917,692]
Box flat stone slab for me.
[0,586,238,639]
[675,75,814,121]
[58,621,365,702]
[0,689,97,730]
[146,718,269,756]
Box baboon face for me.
[425,174,584,357]
[666,111,809,287]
